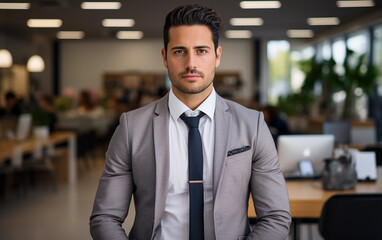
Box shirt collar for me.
[168,88,216,121]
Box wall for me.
[60,39,254,99]
[0,65,29,107]
[1,34,52,95]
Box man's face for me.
[161,25,222,100]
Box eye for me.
[198,49,207,54]
[174,49,184,54]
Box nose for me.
[185,52,197,70]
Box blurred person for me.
[137,89,157,107]
[262,105,291,143]
[38,94,57,132]
[248,97,260,111]
[0,91,22,117]
[90,4,291,240]
[77,90,104,118]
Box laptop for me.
[277,134,335,180]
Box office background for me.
[1,1,382,240]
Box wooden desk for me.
[0,131,77,185]
[248,168,382,218]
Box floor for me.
[0,157,135,240]
[0,153,322,240]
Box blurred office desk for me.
[248,168,382,239]
[248,167,382,219]
[0,131,77,185]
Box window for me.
[332,38,346,75]
[267,40,290,104]
[347,30,369,56]
[321,41,332,60]
[373,24,382,92]
[290,46,316,93]
[346,30,371,119]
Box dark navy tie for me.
[180,112,205,240]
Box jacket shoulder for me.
[123,94,168,121]
[221,97,261,120]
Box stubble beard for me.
[168,67,215,95]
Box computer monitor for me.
[277,134,335,174]
[322,121,350,144]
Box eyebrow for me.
[170,45,212,51]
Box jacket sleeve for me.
[247,112,291,239]
[90,113,132,240]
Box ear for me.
[161,48,168,68]
[215,46,222,67]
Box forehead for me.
[167,25,213,47]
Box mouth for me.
[181,74,201,81]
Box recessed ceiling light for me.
[57,31,85,39]
[225,30,252,39]
[337,0,374,8]
[81,2,121,10]
[116,31,144,39]
[307,17,340,26]
[286,29,314,38]
[102,19,135,27]
[230,18,263,26]
[27,19,62,28]
[240,1,281,9]
[0,2,30,9]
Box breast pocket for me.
[225,150,252,166]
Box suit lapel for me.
[213,95,231,198]
[152,94,170,237]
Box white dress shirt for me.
[155,88,216,239]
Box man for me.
[90,4,291,240]
[0,91,22,117]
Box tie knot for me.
[180,112,205,128]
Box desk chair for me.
[77,129,98,169]
[319,193,382,240]
[0,164,30,198]
[25,144,57,192]
[322,121,350,144]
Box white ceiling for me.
[1,0,382,43]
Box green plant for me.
[281,49,378,119]
[278,92,315,116]
[54,96,72,113]
[277,56,322,117]
[338,49,378,119]
[30,108,53,127]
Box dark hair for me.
[79,90,94,110]
[40,94,54,106]
[5,91,16,100]
[163,4,223,53]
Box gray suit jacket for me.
[90,93,291,240]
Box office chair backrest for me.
[319,194,382,240]
[322,121,350,144]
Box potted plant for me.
[30,107,53,140]
[289,49,378,120]
[339,49,378,119]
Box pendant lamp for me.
[0,49,13,68]
[27,55,45,72]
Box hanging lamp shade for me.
[27,55,45,72]
[0,49,13,68]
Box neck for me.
[172,86,213,110]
